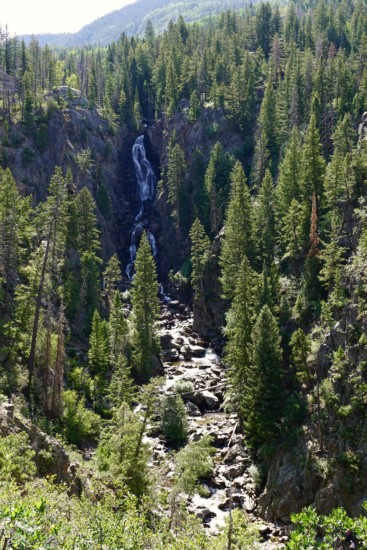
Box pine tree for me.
[225,256,255,420]
[189,218,210,306]
[167,142,187,232]
[301,113,326,207]
[254,169,276,267]
[27,167,69,393]
[290,328,311,385]
[103,253,121,309]
[281,199,308,269]
[88,310,109,376]
[244,305,283,457]
[188,90,200,123]
[50,306,65,419]
[108,354,135,408]
[302,193,323,317]
[75,187,100,255]
[324,151,354,214]
[130,232,160,382]
[160,393,188,446]
[204,143,234,236]
[0,168,31,304]
[97,401,150,497]
[275,127,303,224]
[220,161,253,301]
[319,210,345,292]
[252,80,279,185]
[108,290,129,365]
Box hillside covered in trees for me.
[1,0,367,547]
[20,0,248,47]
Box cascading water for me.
[126,135,157,279]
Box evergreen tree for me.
[97,401,150,497]
[50,306,65,419]
[253,80,278,184]
[103,253,122,309]
[108,355,135,409]
[167,142,187,232]
[108,290,129,366]
[220,161,253,301]
[75,187,100,255]
[161,393,188,446]
[0,168,31,304]
[275,127,303,224]
[204,143,234,236]
[281,199,308,269]
[244,305,283,457]
[301,114,326,208]
[88,310,109,376]
[290,328,311,385]
[27,167,69,392]
[189,218,210,306]
[254,169,276,267]
[225,257,255,420]
[130,232,160,382]
[319,210,345,292]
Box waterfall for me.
[126,135,157,279]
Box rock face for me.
[259,296,367,521]
[145,108,242,332]
[1,99,138,263]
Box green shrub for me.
[0,432,36,483]
[173,379,194,395]
[62,389,101,445]
[174,436,215,494]
[161,394,188,446]
[213,509,261,549]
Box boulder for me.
[224,444,244,463]
[201,390,220,410]
[186,401,201,417]
[226,463,245,479]
[181,345,192,359]
[162,349,180,361]
[152,354,164,375]
[195,507,216,523]
[190,345,206,357]
[160,332,173,349]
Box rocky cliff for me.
[259,228,367,521]
[0,92,139,263]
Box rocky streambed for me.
[147,299,290,548]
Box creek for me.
[127,135,285,547]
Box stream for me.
[145,300,287,547]
[126,135,287,547]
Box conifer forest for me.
[1,0,367,547]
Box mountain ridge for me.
[20,0,247,47]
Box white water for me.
[126,135,157,278]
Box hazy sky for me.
[1,0,136,35]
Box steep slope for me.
[21,0,247,46]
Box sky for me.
[1,0,136,35]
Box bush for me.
[174,435,215,494]
[213,509,261,549]
[0,432,36,483]
[173,379,194,395]
[161,394,188,446]
[62,389,101,445]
